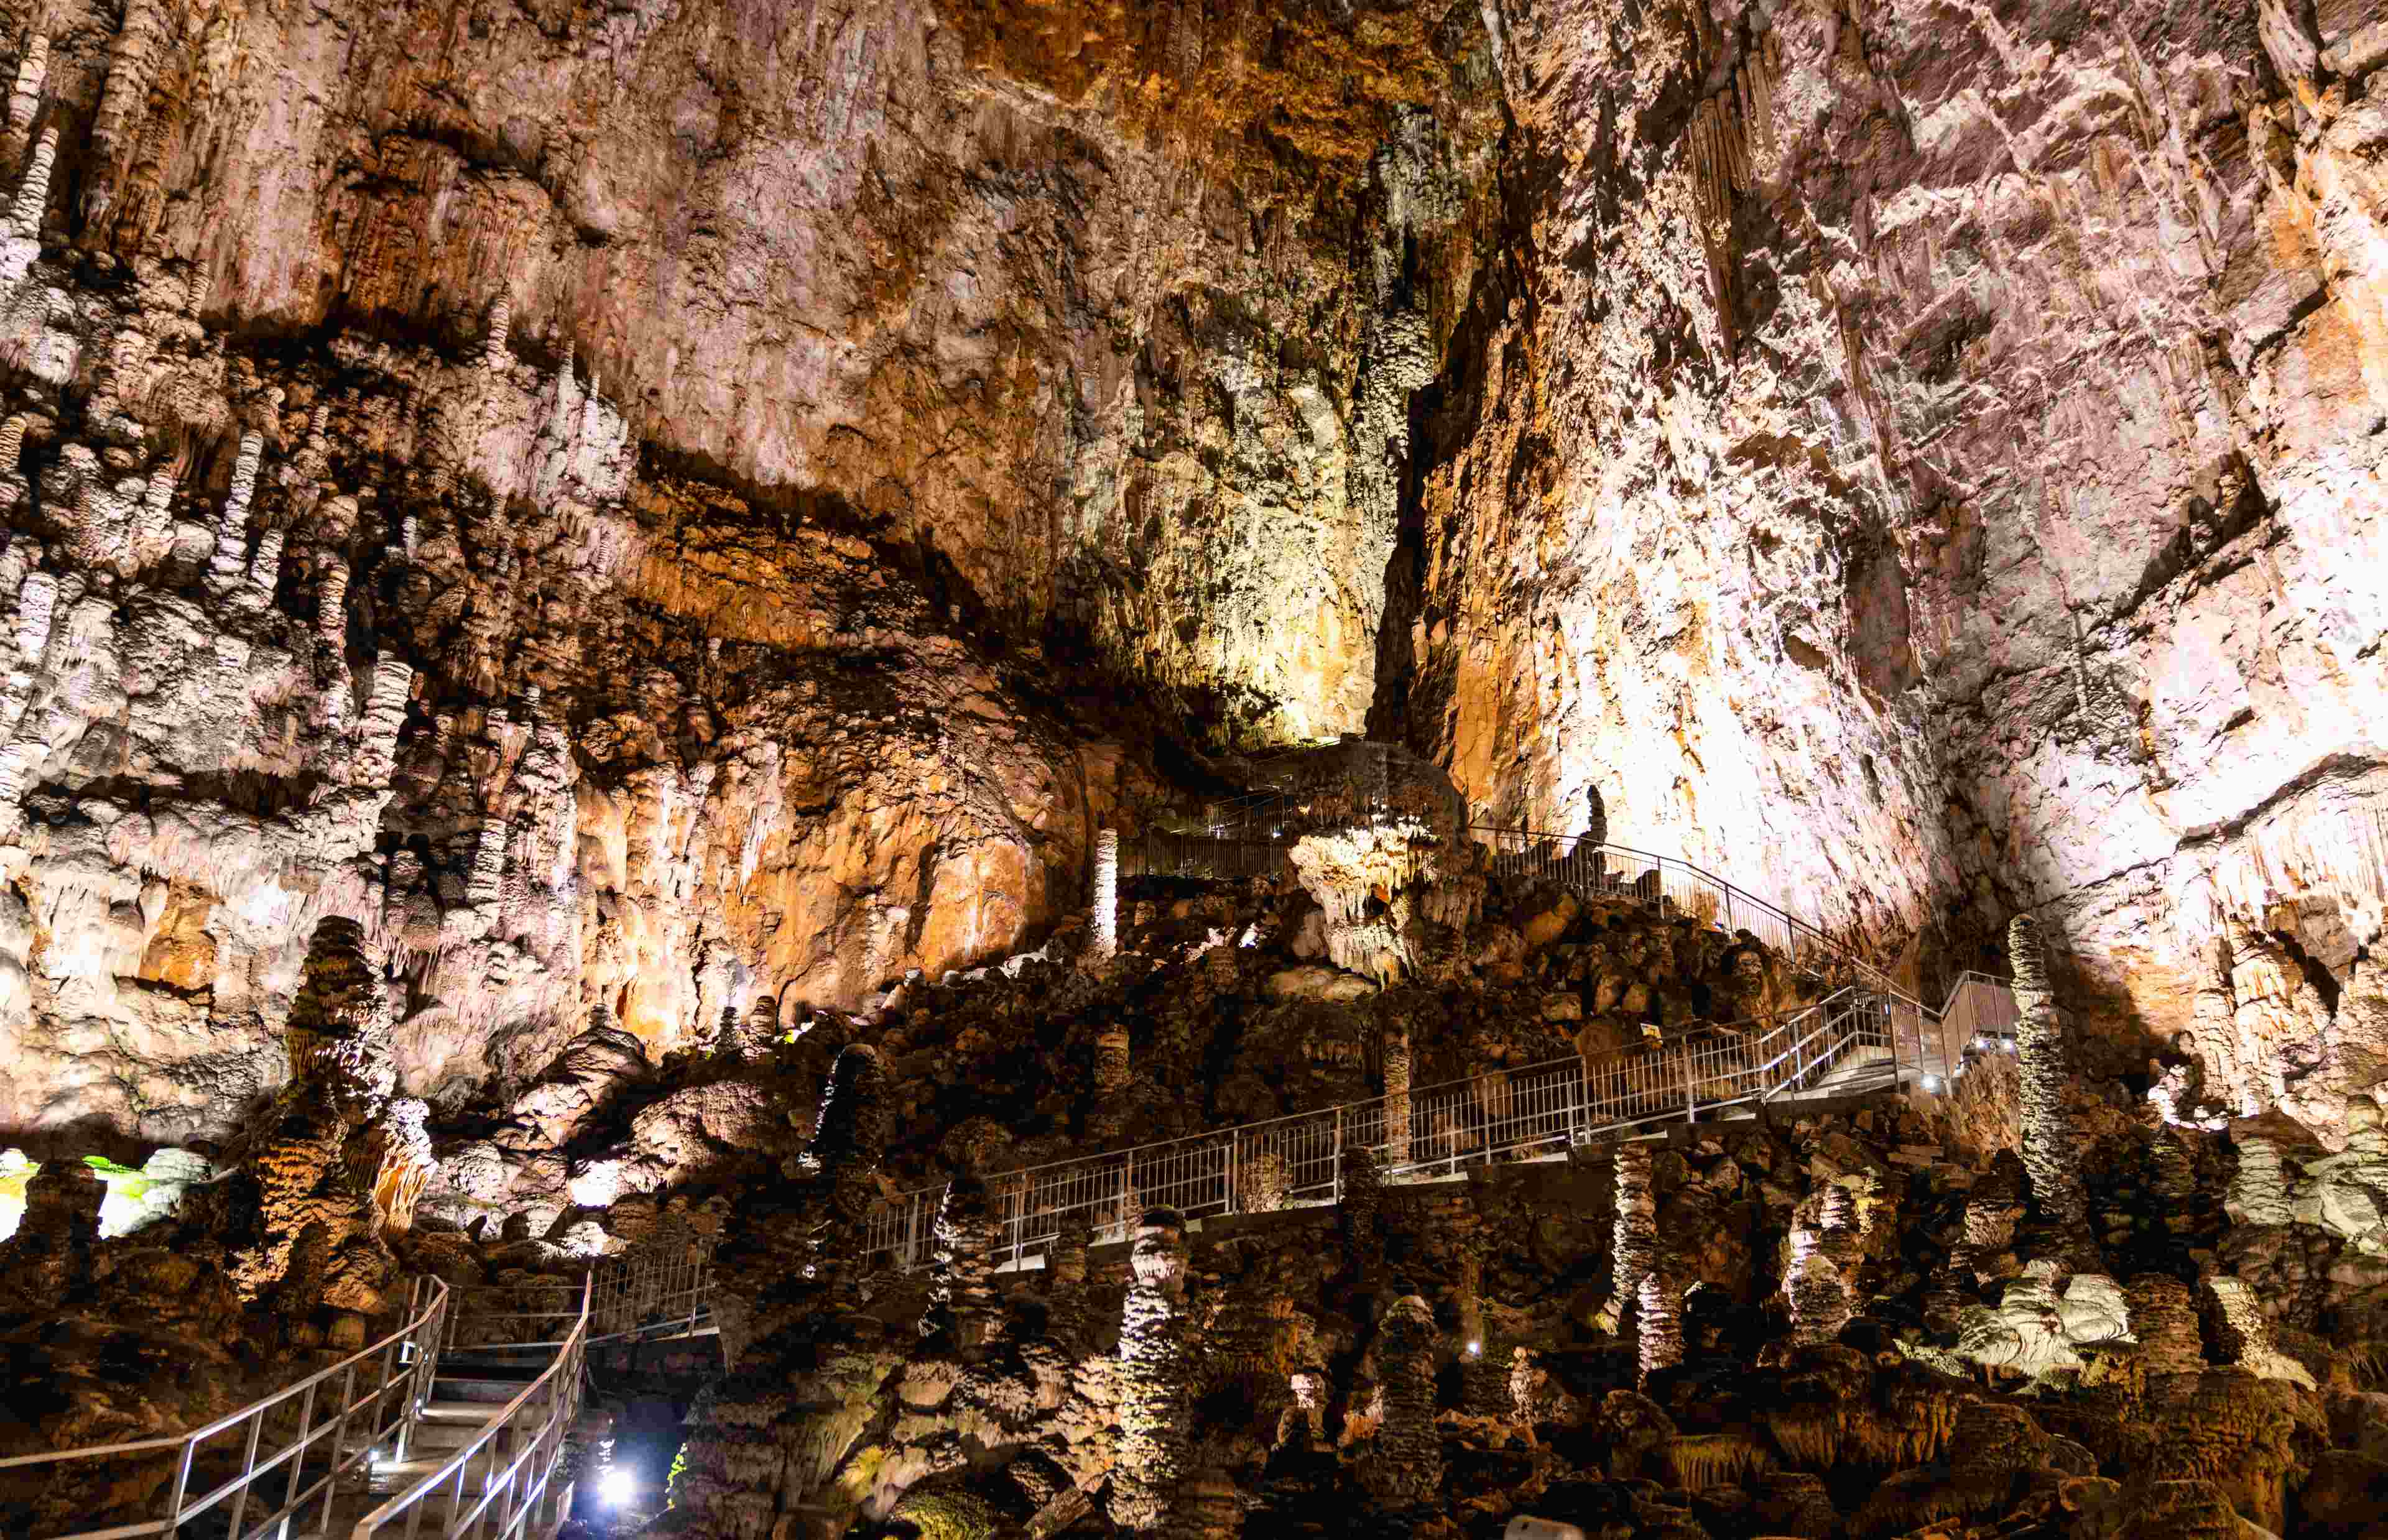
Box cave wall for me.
[1400,0,2388,1052]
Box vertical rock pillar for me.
[1383,1025,1413,1173]
[1090,1027,1132,1146]
[2011,915,2094,1261]
[1091,827,1120,961]
[1604,1141,1655,1333]
[1362,1295,1442,1509]
[1114,1209,1192,1532]
[1637,1270,1685,1381]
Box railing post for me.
[1331,1107,1344,1204]
[1122,1147,1135,1239]
[1683,1046,1697,1123]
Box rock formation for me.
[1114,1208,1193,1532]
[2011,915,2095,1261]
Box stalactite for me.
[7,34,46,136]
[1637,1269,1684,1382]
[1604,1141,1655,1332]
[1092,826,1119,959]
[12,124,55,234]
[1363,1294,1442,1508]
[1383,1024,1413,1172]
[1114,1209,1192,1532]
[0,413,23,471]
[2011,915,2095,1260]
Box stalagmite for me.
[1174,1468,1243,1540]
[925,1174,1002,1353]
[1114,1208,1192,1532]
[1092,826,1119,959]
[2126,1273,2207,1376]
[1363,1294,1442,1508]
[1383,1025,1414,1172]
[0,414,23,471]
[2229,1134,2297,1225]
[318,558,349,644]
[134,466,174,565]
[206,431,263,597]
[399,514,419,558]
[17,567,55,661]
[2011,914,2093,1256]
[246,526,284,599]
[1637,1269,1684,1381]
[1604,1141,1655,1332]
[466,817,509,910]
[2205,1276,2318,1386]
[483,298,511,369]
[12,125,55,234]
[353,654,414,787]
[1090,1026,1132,1145]
[7,35,46,136]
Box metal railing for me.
[589,1245,712,1345]
[860,985,1938,1275]
[348,1278,588,1540]
[0,1277,450,1540]
[1924,970,2022,1080]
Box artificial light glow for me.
[1922,1074,1941,1093]
[599,1469,637,1506]
[1466,1340,1481,1357]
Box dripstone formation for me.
[0,0,2384,1536]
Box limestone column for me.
[2011,914,2093,1258]
[1114,1209,1193,1531]
[1604,1141,1655,1332]
[1092,827,1120,960]
[1383,1025,1413,1173]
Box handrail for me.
[348,1276,589,1540]
[0,1276,450,1540]
[857,982,1965,1275]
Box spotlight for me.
[1922,1074,1941,1093]
[1466,1340,1482,1357]
[599,1469,637,1507]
